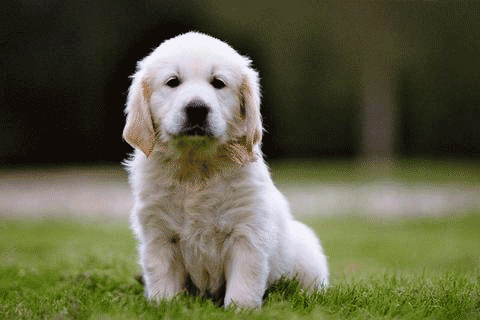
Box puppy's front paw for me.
[224,292,262,309]
[145,279,184,303]
[147,289,183,303]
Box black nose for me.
[183,100,210,136]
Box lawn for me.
[1,213,479,319]
[1,161,479,319]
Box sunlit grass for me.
[1,160,479,318]
[310,211,480,277]
[1,211,479,319]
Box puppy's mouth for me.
[171,128,218,152]
[170,126,218,150]
[179,125,214,138]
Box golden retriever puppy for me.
[123,32,328,308]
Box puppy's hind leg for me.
[290,220,329,291]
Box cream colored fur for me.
[123,32,328,308]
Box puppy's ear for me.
[122,75,157,157]
[240,66,263,150]
[221,65,263,164]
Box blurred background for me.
[1,1,479,219]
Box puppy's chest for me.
[161,182,239,252]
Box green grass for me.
[270,158,480,184]
[1,212,479,319]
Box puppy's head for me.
[123,32,262,163]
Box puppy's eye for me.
[166,77,180,88]
[211,77,226,89]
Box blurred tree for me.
[335,2,396,161]
[0,0,198,165]
[2,1,480,165]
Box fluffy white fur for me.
[123,32,328,308]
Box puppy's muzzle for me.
[180,100,212,137]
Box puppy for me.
[123,32,328,308]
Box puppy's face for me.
[123,32,262,161]
[148,45,242,144]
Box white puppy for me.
[123,32,328,308]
